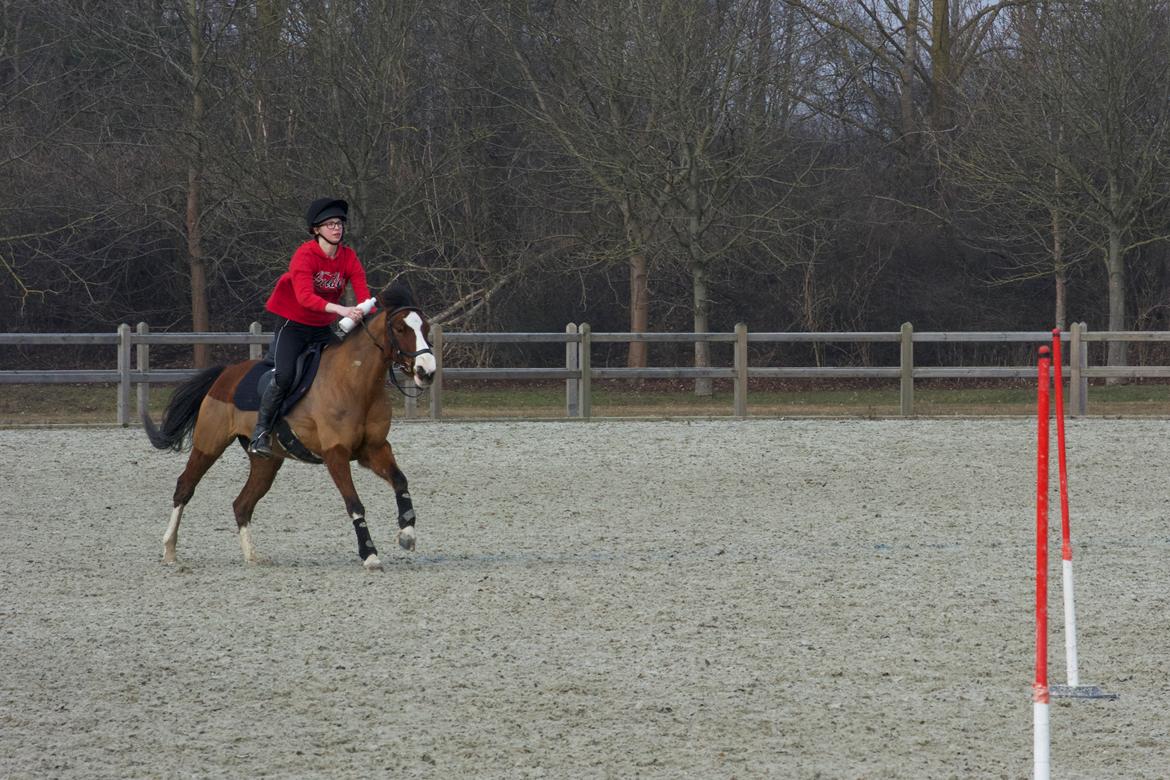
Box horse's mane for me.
[337,282,415,343]
[378,281,414,311]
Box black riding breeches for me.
[270,319,337,393]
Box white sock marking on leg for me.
[162,505,183,562]
[239,525,257,562]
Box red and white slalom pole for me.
[1034,346,1051,780]
[1047,331,1116,705]
[1050,329,1080,686]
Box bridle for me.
[359,305,433,397]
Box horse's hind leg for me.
[232,455,284,563]
[164,446,225,563]
[358,441,417,552]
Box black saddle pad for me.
[233,345,324,415]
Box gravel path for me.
[2,418,1167,778]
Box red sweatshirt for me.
[265,240,372,327]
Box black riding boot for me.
[249,381,286,457]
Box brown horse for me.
[143,282,436,570]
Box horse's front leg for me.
[358,440,417,552]
[322,448,382,570]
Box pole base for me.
[1049,684,1119,701]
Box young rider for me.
[248,197,373,457]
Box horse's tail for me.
[143,365,226,452]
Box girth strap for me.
[274,420,323,464]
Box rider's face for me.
[315,220,344,245]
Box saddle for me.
[233,343,328,464]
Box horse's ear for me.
[379,280,414,310]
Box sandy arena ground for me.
[1,418,1168,778]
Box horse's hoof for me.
[363,554,383,570]
[396,527,416,551]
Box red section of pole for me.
[1052,329,1073,562]
[1035,346,1050,704]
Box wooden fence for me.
[2,322,1169,425]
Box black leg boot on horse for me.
[249,381,287,457]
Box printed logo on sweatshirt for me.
[314,271,343,291]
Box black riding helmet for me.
[305,197,348,231]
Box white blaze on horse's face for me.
[404,311,436,386]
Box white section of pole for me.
[1034,700,1050,780]
[1062,559,1079,687]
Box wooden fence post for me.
[734,323,748,418]
[900,322,914,417]
[1077,321,1089,416]
[565,323,579,418]
[249,322,263,361]
[429,324,443,420]
[117,323,132,426]
[578,323,592,419]
[136,322,150,421]
[403,383,417,418]
[1069,322,1082,417]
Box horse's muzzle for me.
[412,367,435,388]
[411,351,437,388]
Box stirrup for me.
[249,431,274,457]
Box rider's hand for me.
[329,301,360,320]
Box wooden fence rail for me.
[2,321,1168,425]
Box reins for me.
[358,306,432,398]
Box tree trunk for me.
[628,251,649,369]
[900,0,920,144]
[1051,165,1066,330]
[692,262,712,397]
[682,141,712,396]
[1052,207,1066,331]
[801,258,824,366]
[929,0,951,130]
[254,0,285,158]
[1105,223,1126,369]
[187,164,209,367]
[187,0,210,368]
[1105,171,1126,370]
[619,203,650,369]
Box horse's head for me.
[378,283,436,389]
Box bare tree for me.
[488,0,814,390]
[478,0,667,367]
[0,0,117,312]
[781,0,1027,147]
[1059,0,1170,366]
[949,0,1170,357]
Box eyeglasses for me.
[318,220,344,230]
